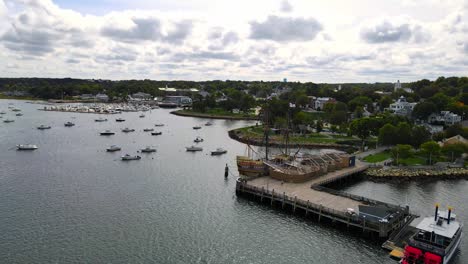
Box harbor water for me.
[0,100,466,263]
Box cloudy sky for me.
[0,0,467,82]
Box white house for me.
[310,97,336,110]
[95,93,109,102]
[387,96,417,116]
[428,111,462,125]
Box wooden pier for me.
[236,162,413,238]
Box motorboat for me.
[151,131,162,136]
[4,119,14,123]
[121,128,135,133]
[100,130,115,135]
[116,118,125,122]
[11,108,21,112]
[139,114,145,118]
[141,146,157,153]
[37,125,51,130]
[0,111,6,114]
[16,144,38,150]
[64,121,75,127]
[16,113,23,116]
[186,146,203,152]
[193,126,202,130]
[205,122,213,126]
[143,128,154,132]
[106,145,121,152]
[121,154,141,161]
[401,205,462,264]
[155,123,164,127]
[211,148,227,155]
[194,137,204,143]
[95,117,108,122]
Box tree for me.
[349,118,372,150]
[391,144,413,165]
[420,141,441,165]
[348,96,372,112]
[315,120,323,134]
[441,143,468,162]
[379,96,392,111]
[412,101,437,120]
[410,126,431,148]
[378,124,397,146]
[428,92,453,111]
[396,122,412,145]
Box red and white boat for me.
[401,205,463,264]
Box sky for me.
[0,0,467,83]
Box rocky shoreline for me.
[363,167,468,182]
[228,129,356,151]
[171,110,258,120]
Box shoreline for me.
[171,110,258,120]
[228,129,356,151]
[363,167,468,182]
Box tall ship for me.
[401,205,463,264]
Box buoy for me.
[225,164,229,178]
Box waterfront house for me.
[440,135,468,146]
[95,93,109,102]
[131,92,152,100]
[309,97,336,110]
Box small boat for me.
[11,108,21,112]
[139,114,145,118]
[121,154,141,161]
[121,128,135,133]
[116,118,125,122]
[95,118,108,122]
[155,123,164,127]
[64,121,75,127]
[106,145,121,152]
[16,113,23,116]
[141,146,157,153]
[0,111,6,114]
[37,125,51,130]
[194,137,204,143]
[16,144,38,150]
[186,146,203,152]
[4,119,14,123]
[151,131,162,136]
[143,128,154,132]
[100,130,115,135]
[211,148,227,155]
[205,122,213,126]
[193,126,202,130]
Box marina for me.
[0,100,465,264]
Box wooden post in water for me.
[306,200,310,216]
[293,196,297,213]
[260,187,264,202]
[224,164,229,178]
[282,192,286,209]
[318,204,323,222]
[271,189,274,206]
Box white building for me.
[394,80,413,93]
[95,93,109,102]
[428,111,462,125]
[309,97,336,110]
[387,96,417,116]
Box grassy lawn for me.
[235,126,356,144]
[364,151,392,163]
[398,156,427,166]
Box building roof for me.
[416,215,460,238]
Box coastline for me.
[228,129,356,151]
[171,110,259,120]
[363,167,468,182]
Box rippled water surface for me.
[0,100,465,263]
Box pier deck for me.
[236,161,412,238]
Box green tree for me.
[396,122,412,145]
[315,120,323,133]
[379,96,392,111]
[391,144,413,165]
[378,123,397,146]
[441,143,468,162]
[349,118,372,150]
[412,101,438,120]
[420,141,441,165]
[410,126,431,148]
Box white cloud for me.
[0,0,466,82]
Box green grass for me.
[363,151,392,163]
[0,95,41,100]
[398,156,427,166]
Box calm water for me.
[0,99,465,264]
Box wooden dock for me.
[236,162,413,238]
